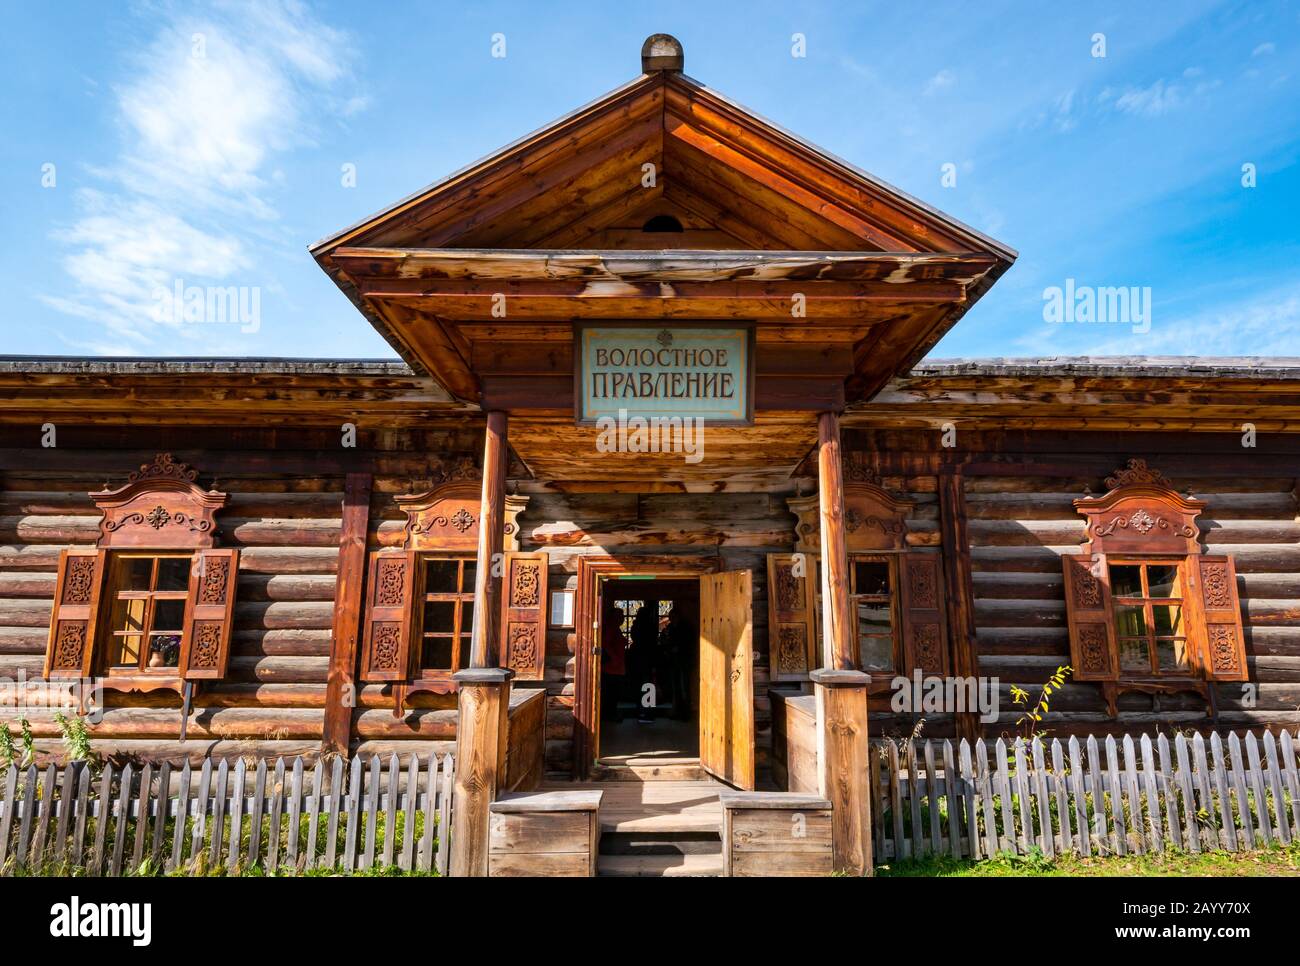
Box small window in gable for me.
[44,454,237,694]
[1062,459,1247,716]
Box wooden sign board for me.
[576,324,754,425]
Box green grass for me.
[876,841,1300,877]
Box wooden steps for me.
[543,778,725,876]
[590,758,707,782]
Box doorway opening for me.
[598,576,700,762]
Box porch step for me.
[597,852,723,877]
[599,831,722,855]
[543,778,724,835]
[590,758,707,782]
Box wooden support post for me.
[451,411,512,876]
[938,468,981,745]
[469,410,508,669]
[813,410,873,875]
[322,472,372,757]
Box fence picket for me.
[343,756,363,871]
[1281,731,1300,836]
[401,755,418,871]
[383,754,401,867]
[419,755,437,871]
[133,761,154,872]
[436,753,454,876]
[921,740,941,856]
[72,764,92,868]
[1245,733,1272,846]
[1030,738,1053,856]
[1085,735,1108,854]
[15,764,37,869]
[1156,735,1181,851]
[994,738,1014,853]
[190,758,212,867]
[1173,735,1200,854]
[209,759,229,867]
[906,740,923,861]
[29,764,57,869]
[942,740,962,858]
[227,759,246,873]
[267,758,286,873]
[55,763,76,863]
[110,762,133,876]
[151,761,171,866]
[248,759,267,864]
[1121,736,1145,854]
[886,742,904,860]
[286,757,304,869]
[363,755,381,868]
[306,759,325,870]
[1228,733,1255,849]
[0,766,17,870]
[169,761,191,872]
[1209,733,1237,851]
[1067,737,1090,856]
[1051,739,1070,855]
[1263,733,1290,845]
[1139,735,1163,853]
[323,756,343,869]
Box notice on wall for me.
[576,325,752,424]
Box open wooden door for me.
[699,570,755,789]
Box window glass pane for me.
[1110,565,1143,598]
[1156,639,1189,672]
[111,634,141,667]
[156,557,191,591]
[1147,565,1180,598]
[853,561,890,597]
[856,600,891,637]
[457,636,472,669]
[149,634,182,668]
[1114,604,1147,637]
[1151,604,1182,636]
[460,601,474,639]
[120,557,153,592]
[424,559,459,595]
[860,635,893,672]
[421,636,453,671]
[461,559,477,594]
[422,600,456,635]
[1118,638,1150,672]
[109,595,147,635]
[153,599,186,632]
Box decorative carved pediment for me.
[91,454,228,548]
[1075,459,1203,555]
[787,480,912,553]
[396,482,528,552]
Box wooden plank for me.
[418,755,436,872]
[400,755,418,871]
[72,764,91,868]
[110,762,133,876]
[1051,739,1071,854]
[1209,733,1238,851]
[1031,738,1053,856]
[190,758,212,868]
[151,761,171,866]
[343,755,363,871]
[995,738,1014,853]
[943,739,962,858]
[29,764,56,870]
[974,739,996,858]
[924,739,942,856]
[1084,735,1105,855]
[305,760,324,870]
[362,755,381,869]
[324,756,343,868]
[1066,737,1089,856]
[488,850,591,876]
[1173,735,1201,854]
[286,757,304,870]
[1156,735,1182,851]
[1245,733,1272,846]
[90,763,112,875]
[1263,731,1291,845]
[1121,736,1145,854]
[1228,733,1255,849]
[1190,735,1218,849]
[728,808,833,852]
[490,810,592,853]
[699,569,755,790]
[15,765,37,870]
[1012,739,1032,854]
[133,761,153,872]
[169,761,191,872]
[907,740,925,859]
[247,758,267,865]
[267,758,286,873]
[208,759,229,867]
[227,759,245,872]
[382,754,400,867]
[0,766,17,870]
[54,762,75,864]
[436,754,454,876]
[728,849,833,877]
[1139,735,1163,853]
[887,741,905,860]
[868,745,886,859]
[1104,736,1126,855]
[1281,731,1300,838]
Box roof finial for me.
[641,33,684,73]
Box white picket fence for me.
[869,730,1299,863]
[0,752,455,876]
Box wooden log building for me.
[3,36,1298,874]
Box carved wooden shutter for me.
[1061,553,1118,681]
[44,547,107,679]
[359,550,416,682]
[180,548,240,680]
[899,552,948,676]
[1187,554,1248,681]
[766,553,817,680]
[500,551,548,679]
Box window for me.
[1109,560,1189,676]
[851,556,898,674]
[102,554,190,672]
[416,555,476,674]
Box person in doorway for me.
[600,613,628,723]
[660,607,695,721]
[627,605,659,723]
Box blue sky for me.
[2,0,1297,361]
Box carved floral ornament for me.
[787,477,912,553]
[91,454,228,549]
[1074,459,1204,555]
[396,481,529,552]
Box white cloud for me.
[1252,42,1276,57]
[1113,78,1184,117]
[925,69,956,94]
[45,0,355,348]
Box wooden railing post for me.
[451,410,512,876]
[812,410,873,875]
[323,472,372,757]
